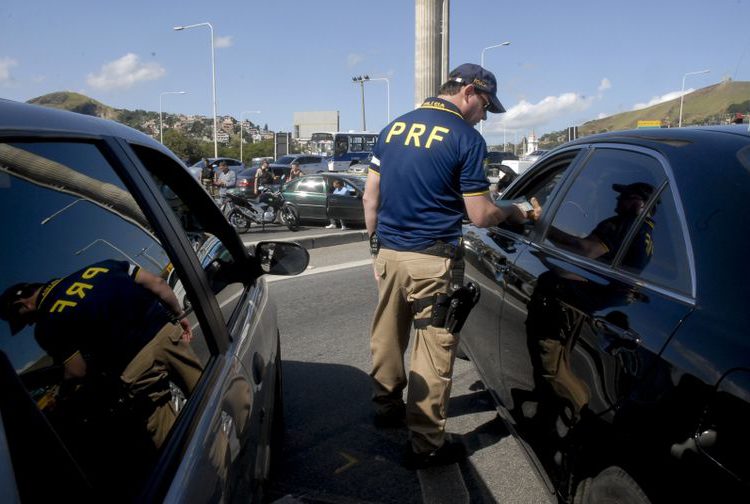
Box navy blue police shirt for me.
[370,97,490,251]
[34,259,172,375]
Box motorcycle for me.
[221,187,299,233]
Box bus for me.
[310,131,378,172]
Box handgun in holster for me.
[444,282,481,333]
[412,282,481,333]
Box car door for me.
[0,135,270,502]
[462,150,579,399]
[126,144,281,501]
[327,177,363,224]
[497,146,694,494]
[291,175,327,222]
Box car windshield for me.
[276,156,295,164]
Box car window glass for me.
[544,148,666,267]
[130,146,245,325]
[619,184,692,294]
[495,150,576,236]
[0,141,208,497]
[298,176,325,194]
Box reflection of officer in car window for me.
[547,182,655,271]
[0,259,203,449]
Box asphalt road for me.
[263,240,554,504]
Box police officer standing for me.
[363,63,540,469]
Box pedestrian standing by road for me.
[288,160,303,182]
[254,159,275,194]
[215,160,236,198]
[326,179,351,230]
[362,63,540,469]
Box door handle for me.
[593,317,641,350]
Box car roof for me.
[0,99,187,166]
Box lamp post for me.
[239,110,261,164]
[174,22,218,157]
[365,77,391,123]
[479,41,511,136]
[679,69,710,127]
[352,75,369,131]
[159,91,186,144]
[74,238,141,267]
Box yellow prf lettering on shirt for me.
[66,282,93,299]
[50,299,77,313]
[404,123,427,147]
[385,122,406,143]
[81,266,109,279]
[425,126,450,148]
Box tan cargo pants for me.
[121,323,203,448]
[370,248,460,453]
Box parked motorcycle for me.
[221,187,299,232]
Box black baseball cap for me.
[0,282,42,335]
[448,63,506,113]
[612,182,655,201]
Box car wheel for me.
[573,466,650,504]
[228,210,250,233]
[280,204,299,231]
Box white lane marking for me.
[265,259,372,283]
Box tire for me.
[228,210,250,233]
[280,204,299,231]
[574,466,651,504]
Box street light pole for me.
[174,22,218,157]
[366,77,391,123]
[679,69,710,127]
[239,110,261,164]
[159,91,186,144]
[352,75,369,131]
[479,41,511,136]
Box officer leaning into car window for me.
[0,259,203,449]
[363,63,541,469]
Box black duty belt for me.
[418,240,463,259]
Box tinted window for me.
[545,149,667,267]
[619,184,692,294]
[276,156,294,164]
[0,141,209,496]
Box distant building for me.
[216,131,230,144]
[292,111,340,140]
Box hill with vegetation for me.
[26,91,273,163]
[538,79,750,148]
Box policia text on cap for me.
[362,63,541,469]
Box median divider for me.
[243,228,369,251]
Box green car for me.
[282,173,366,226]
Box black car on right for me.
[460,125,750,503]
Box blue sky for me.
[1,0,749,145]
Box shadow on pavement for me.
[267,360,510,504]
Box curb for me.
[243,229,368,250]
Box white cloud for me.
[347,53,365,68]
[490,92,595,132]
[86,53,165,91]
[0,57,18,84]
[598,78,611,92]
[632,89,687,110]
[215,36,233,48]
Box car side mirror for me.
[255,241,309,275]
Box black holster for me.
[412,282,481,333]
